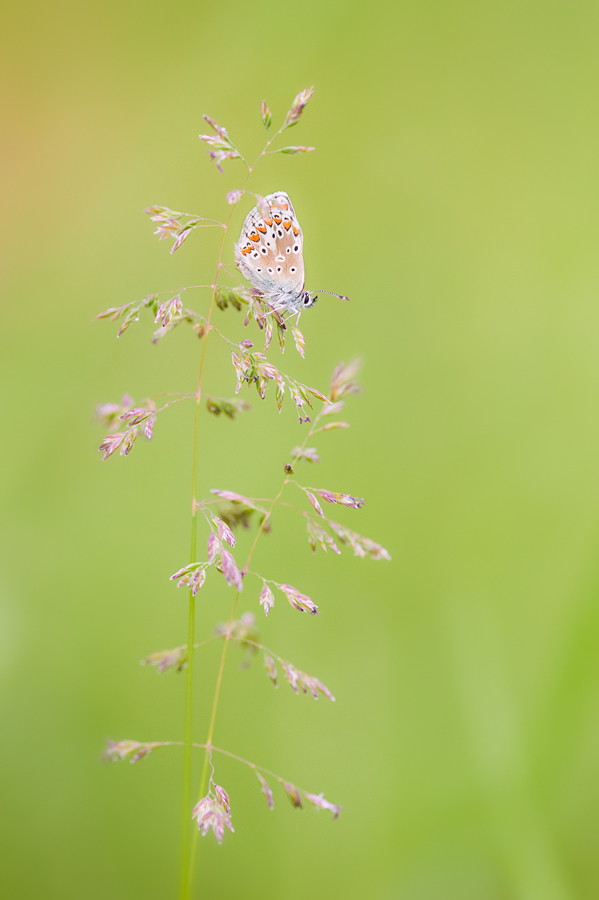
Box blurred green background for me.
[3,1,599,897]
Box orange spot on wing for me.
[283,219,291,230]
[273,214,282,224]
[292,226,299,236]
[264,217,273,226]
[281,202,289,210]
[250,233,260,242]
[256,224,266,233]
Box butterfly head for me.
[301,291,318,309]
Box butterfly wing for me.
[234,191,305,302]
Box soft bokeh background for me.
[3,1,599,897]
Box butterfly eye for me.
[303,295,311,306]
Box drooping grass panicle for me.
[104,738,342,827]
[142,612,336,703]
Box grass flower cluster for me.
[95,89,390,898]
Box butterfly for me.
[234,191,349,314]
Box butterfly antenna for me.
[312,289,351,301]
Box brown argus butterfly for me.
[234,191,349,314]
